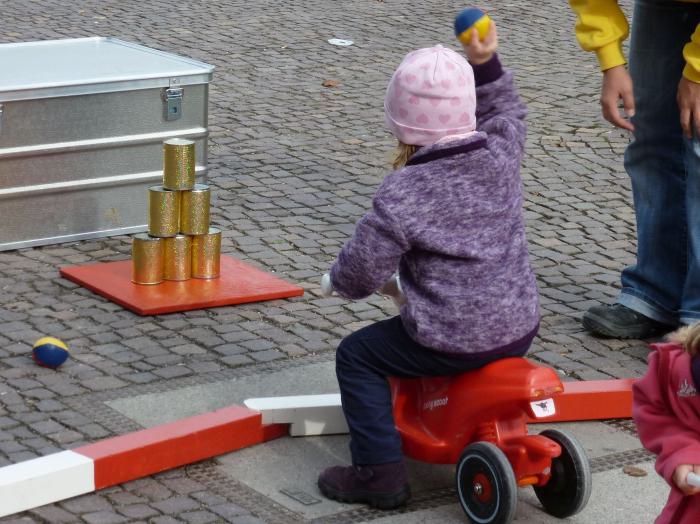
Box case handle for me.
[163,88,183,121]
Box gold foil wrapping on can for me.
[191,227,221,279]
[148,186,180,237]
[163,138,195,190]
[180,183,211,235]
[163,235,192,281]
[131,233,164,285]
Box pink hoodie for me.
[633,343,700,524]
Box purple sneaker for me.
[317,461,411,509]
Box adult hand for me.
[672,464,700,496]
[678,76,700,139]
[601,65,635,131]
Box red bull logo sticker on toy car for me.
[530,398,556,418]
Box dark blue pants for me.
[336,316,531,465]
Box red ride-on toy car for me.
[390,357,592,524]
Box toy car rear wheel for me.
[534,429,592,518]
[456,441,517,524]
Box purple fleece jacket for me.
[330,55,539,357]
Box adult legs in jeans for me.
[317,316,530,508]
[584,0,700,336]
[682,137,700,324]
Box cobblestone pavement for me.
[0,0,650,522]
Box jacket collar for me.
[406,132,487,167]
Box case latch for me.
[163,87,183,121]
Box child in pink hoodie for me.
[633,323,700,523]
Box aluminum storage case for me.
[0,37,214,251]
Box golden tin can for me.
[163,234,192,281]
[148,186,180,237]
[180,183,211,235]
[163,138,195,190]
[131,233,164,285]
[191,227,221,279]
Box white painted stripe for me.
[245,394,348,436]
[244,393,342,413]
[0,450,94,518]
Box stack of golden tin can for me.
[131,138,221,285]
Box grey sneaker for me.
[582,304,675,339]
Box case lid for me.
[0,37,215,102]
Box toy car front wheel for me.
[456,441,517,524]
[534,429,592,518]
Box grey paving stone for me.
[152,366,192,380]
[210,503,250,520]
[148,517,182,524]
[61,494,113,514]
[151,496,200,514]
[159,478,204,495]
[82,511,129,524]
[221,355,255,367]
[28,505,77,523]
[81,377,128,392]
[228,516,267,524]
[106,491,147,506]
[117,504,161,519]
[249,350,285,363]
[189,492,228,506]
[179,511,220,524]
[239,339,275,352]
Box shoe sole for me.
[582,311,668,340]
[317,480,411,510]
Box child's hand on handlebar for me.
[320,273,334,297]
[378,274,406,307]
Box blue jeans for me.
[619,0,700,325]
[336,316,531,465]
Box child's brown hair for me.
[392,142,419,170]
[668,322,700,356]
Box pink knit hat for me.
[384,45,476,146]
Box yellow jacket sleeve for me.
[569,0,629,70]
[684,24,700,82]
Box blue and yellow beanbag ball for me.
[32,337,70,369]
[455,7,492,43]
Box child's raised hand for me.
[462,21,498,65]
[672,464,700,496]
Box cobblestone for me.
[28,506,77,523]
[117,504,159,519]
[0,0,652,521]
[151,496,200,514]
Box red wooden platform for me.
[60,255,304,315]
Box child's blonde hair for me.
[667,322,700,356]
[392,142,419,170]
